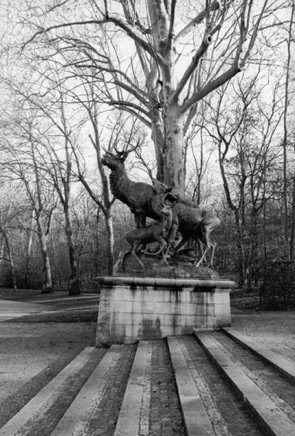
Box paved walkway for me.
[231,309,295,362]
[0,300,54,321]
[0,293,100,321]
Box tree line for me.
[0,1,294,295]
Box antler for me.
[113,135,143,160]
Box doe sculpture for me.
[161,193,220,268]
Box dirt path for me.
[231,309,295,362]
[0,322,97,427]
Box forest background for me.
[0,1,294,307]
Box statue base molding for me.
[96,275,236,346]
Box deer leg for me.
[194,225,211,267]
[197,239,210,265]
[155,237,170,265]
[208,241,217,267]
[135,213,145,228]
[143,237,169,264]
[194,246,209,267]
[163,224,178,261]
[142,237,167,256]
[135,214,147,249]
[130,241,144,267]
[172,236,188,255]
[121,250,131,272]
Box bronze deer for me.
[161,194,220,268]
[121,206,174,269]
[102,150,160,227]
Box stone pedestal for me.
[96,276,236,346]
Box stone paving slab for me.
[114,341,149,436]
[231,310,295,362]
[52,345,124,435]
[222,327,295,382]
[114,339,185,436]
[196,331,295,436]
[168,337,215,436]
[178,335,265,436]
[0,347,102,436]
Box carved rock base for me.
[114,250,220,279]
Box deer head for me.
[101,138,141,170]
[101,150,128,170]
[160,193,178,217]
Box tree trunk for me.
[164,104,185,193]
[39,234,53,294]
[234,212,246,287]
[290,173,295,261]
[105,208,114,275]
[0,237,5,277]
[150,109,165,182]
[24,210,35,289]
[64,209,81,296]
[3,231,17,291]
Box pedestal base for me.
[96,276,236,346]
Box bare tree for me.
[1,117,57,293]
[282,1,295,260]
[0,196,20,292]
[204,70,285,285]
[18,0,278,195]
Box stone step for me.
[0,343,136,436]
[221,327,295,382]
[195,331,295,436]
[114,339,185,436]
[114,341,151,436]
[0,346,106,436]
[168,335,268,436]
[167,337,215,436]
[2,332,294,436]
[51,344,127,435]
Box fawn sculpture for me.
[121,207,173,269]
[161,194,220,267]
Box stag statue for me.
[102,148,160,228]
[161,193,221,268]
[102,146,200,229]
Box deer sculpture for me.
[121,206,174,269]
[102,148,199,228]
[161,193,221,268]
[102,149,160,228]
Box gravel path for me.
[231,309,295,362]
[0,322,97,427]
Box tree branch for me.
[171,36,211,104]
[180,63,240,115]
[175,0,220,41]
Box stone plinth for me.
[96,276,236,346]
